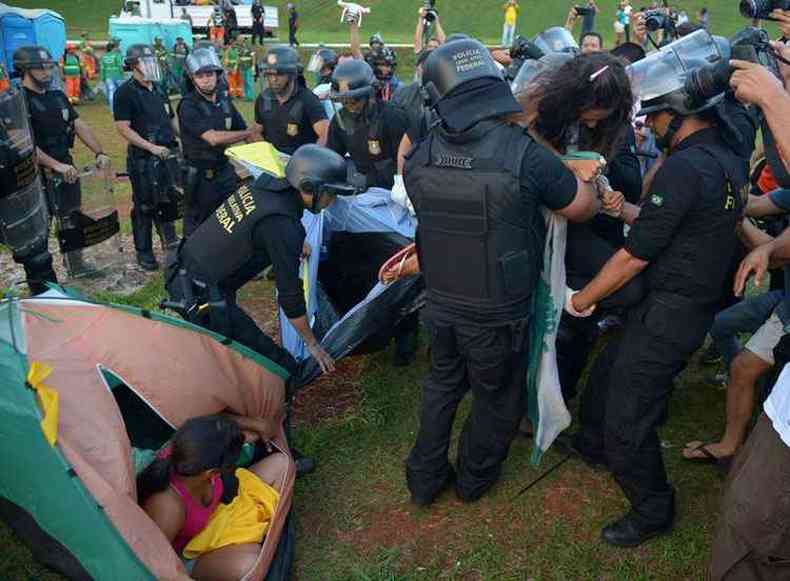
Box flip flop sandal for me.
[683,443,731,465]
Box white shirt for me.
[765,363,790,447]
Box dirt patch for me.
[291,356,365,427]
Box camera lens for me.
[644,13,664,31]
[738,0,771,19]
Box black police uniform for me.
[113,78,180,258]
[404,119,578,500]
[326,100,406,190]
[254,83,327,155]
[575,127,747,529]
[167,174,305,374]
[178,89,246,236]
[24,87,82,234]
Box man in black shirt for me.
[403,40,600,506]
[287,3,299,47]
[165,144,354,376]
[178,48,251,236]
[568,46,750,547]
[251,0,265,45]
[326,59,407,190]
[16,45,112,275]
[114,44,181,270]
[252,46,328,155]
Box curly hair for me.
[522,52,634,160]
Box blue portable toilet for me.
[0,4,66,77]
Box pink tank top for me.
[169,472,224,554]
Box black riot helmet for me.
[445,33,471,43]
[330,59,376,101]
[259,45,301,75]
[123,44,162,82]
[422,39,521,132]
[286,144,357,213]
[12,45,55,78]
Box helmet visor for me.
[187,49,223,75]
[138,55,162,82]
[307,51,326,73]
[532,27,579,55]
[627,29,723,103]
[510,53,572,96]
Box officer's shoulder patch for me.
[650,194,664,207]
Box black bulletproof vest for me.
[405,120,540,318]
[178,91,234,165]
[256,87,314,155]
[179,175,301,285]
[25,89,75,162]
[335,101,394,189]
[124,79,176,157]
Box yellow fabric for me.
[300,260,310,313]
[182,468,280,559]
[27,362,59,446]
[505,5,518,25]
[225,142,287,178]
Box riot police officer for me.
[252,46,328,155]
[366,46,401,102]
[326,59,407,190]
[568,33,752,546]
[0,85,57,294]
[165,144,352,375]
[403,39,600,506]
[15,45,112,273]
[178,47,251,237]
[113,44,181,270]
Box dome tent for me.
[0,288,295,580]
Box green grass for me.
[0,58,747,580]
[15,0,780,46]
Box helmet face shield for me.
[627,29,723,105]
[186,48,223,76]
[533,27,579,55]
[307,51,326,74]
[138,55,162,82]
[0,88,35,158]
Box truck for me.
[120,0,279,34]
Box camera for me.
[643,9,671,31]
[739,0,790,20]
[423,0,438,22]
[684,27,781,107]
[574,5,595,15]
[509,36,545,60]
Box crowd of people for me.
[3,1,790,578]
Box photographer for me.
[414,3,446,54]
[565,0,600,37]
[568,33,752,547]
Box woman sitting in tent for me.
[137,415,285,580]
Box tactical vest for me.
[404,120,541,318]
[178,92,234,164]
[336,102,392,188]
[179,175,302,285]
[26,90,76,161]
[126,80,176,156]
[259,88,305,133]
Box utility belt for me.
[162,251,231,337]
[180,160,234,207]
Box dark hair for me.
[137,415,243,503]
[580,32,604,47]
[529,52,634,160]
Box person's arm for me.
[350,20,363,60]
[738,216,773,250]
[305,92,330,146]
[35,147,79,182]
[397,133,412,175]
[141,493,185,544]
[434,15,446,43]
[115,121,170,158]
[746,193,785,218]
[571,247,649,312]
[201,127,251,147]
[554,178,600,221]
[565,6,579,31]
[414,8,426,53]
[223,411,282,442]
[735,226,790,295]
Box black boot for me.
[601,512,673,547]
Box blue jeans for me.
[502,23,516,47]
[710,290,784,368]
[104,79,122,112]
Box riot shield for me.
[0,89,50,266]
[55,162,123,279]
[152,149,184,246]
